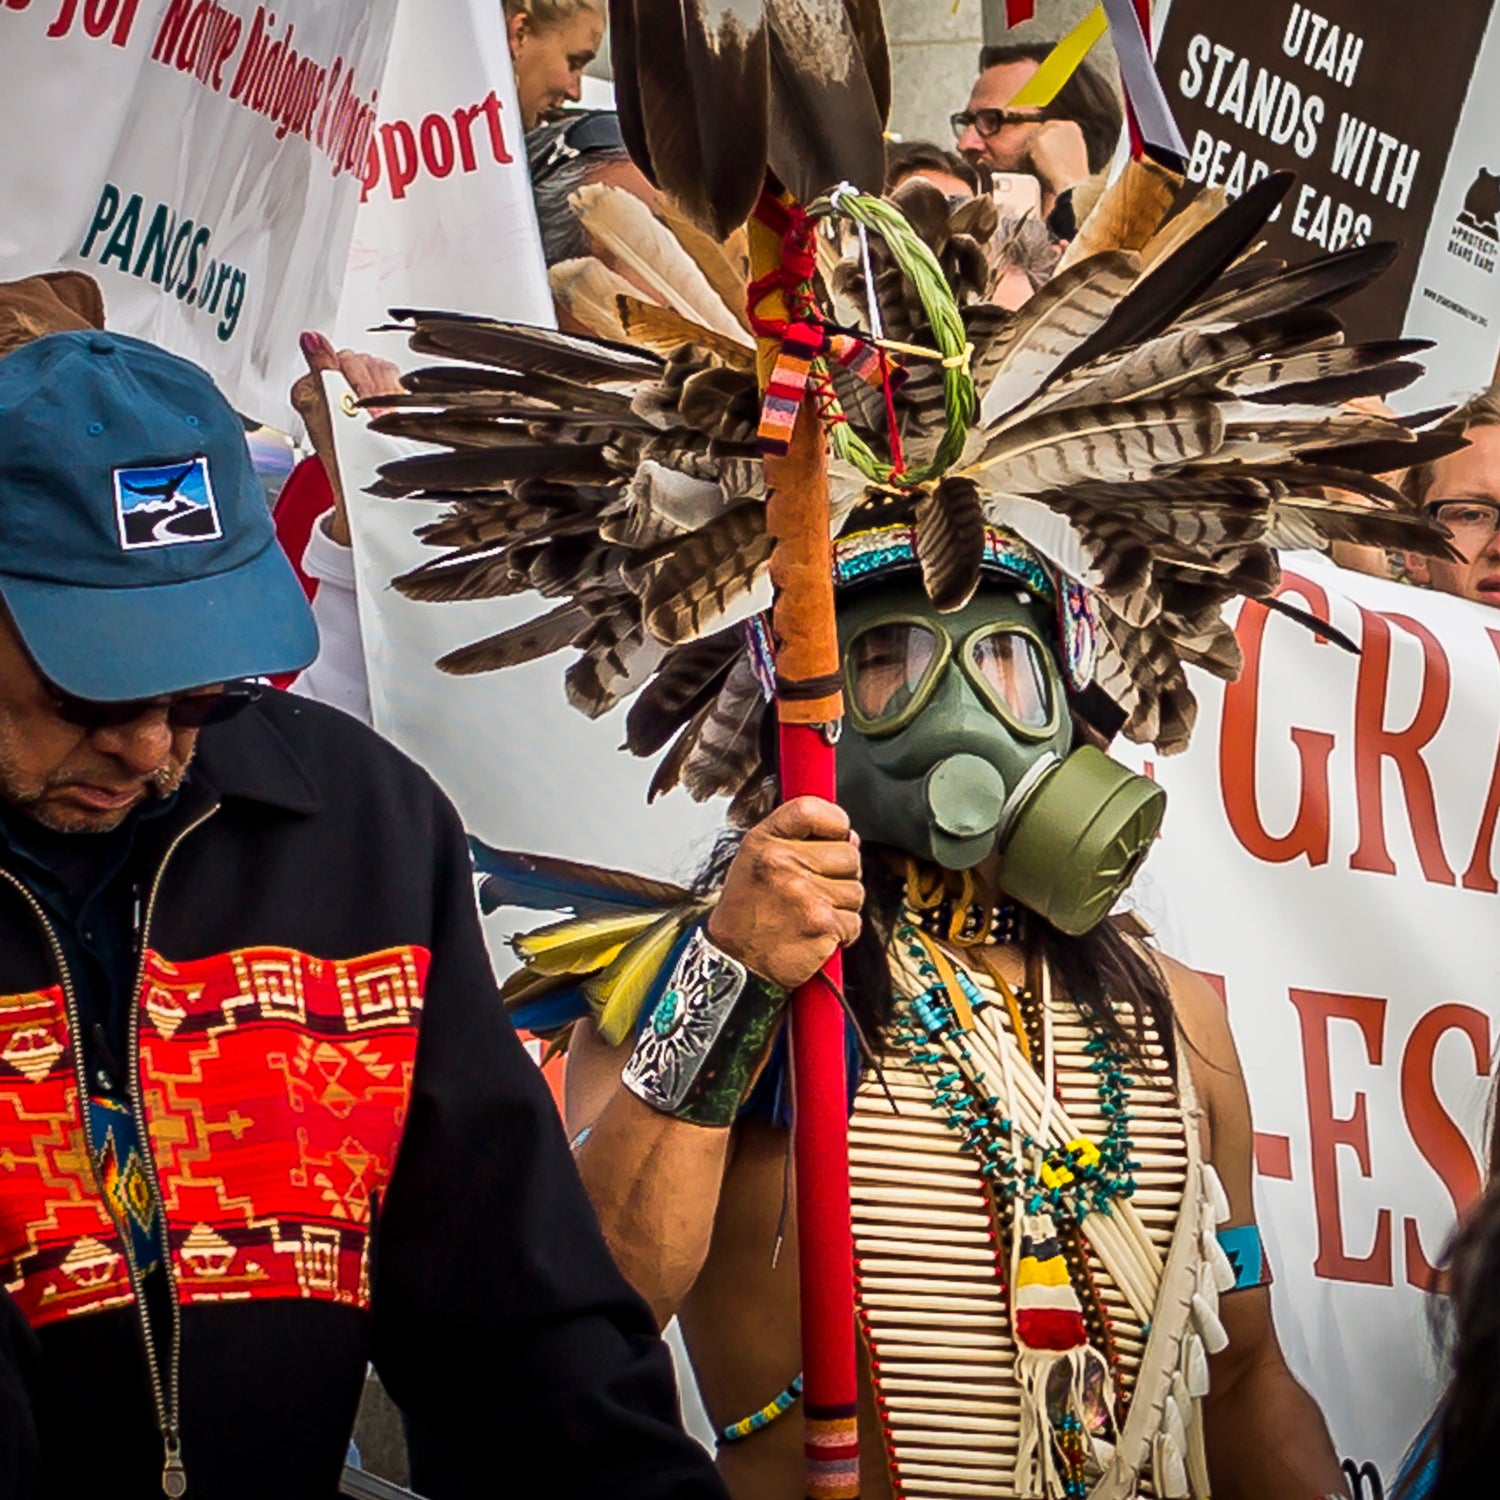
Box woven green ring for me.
[807,187,977,489]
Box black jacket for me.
[0,692,723,1499]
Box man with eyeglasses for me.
[1401,386,1500,607]
[952,41,1124,223]
[0,332,726,1498]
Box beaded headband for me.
[831,523,1055,601]
[825,523,1098,695]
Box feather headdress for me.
[379,164,1455,812]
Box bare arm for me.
[563,797,863,1328]
[566,1021,734,1328]
[1164,955,1349,1500]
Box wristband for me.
[1218,1224,1273,1292]
[623,927,788,1127]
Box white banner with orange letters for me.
[1120,553,1500,1489]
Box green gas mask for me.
[835,582,1166,935]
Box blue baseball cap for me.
[0,331,317,700]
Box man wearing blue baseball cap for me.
[0,332,724,1499]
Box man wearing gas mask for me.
[522,513,1346,1500]
[375,163,1450,1499]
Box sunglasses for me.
[844,616,1059,740]
[44,680,263,733]
[951,108,1045,140]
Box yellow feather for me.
[513,910,665,976]
[588,910,702,1045]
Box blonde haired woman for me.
[505,0,605,128]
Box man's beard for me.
[0,753,193,834]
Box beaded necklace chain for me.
[911,893,1020,947]
[891,917,1140,1225]
[903,859,1021,949]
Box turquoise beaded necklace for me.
[891,917,1140,1225]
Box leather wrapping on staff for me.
[767,408,844,724]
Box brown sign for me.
[1156,0,1495,340]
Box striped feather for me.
[471,842,689,916]
[973,401,1225,494]
[566,614,668,718]
[682,656,766,800]
[637,502,774,643]
[1063,172,1294,376]
[979,252,1141,426]
[1183,241,1399,329]
[915,476,987,612]
[1037,308,1343,415]
[435,600,592,675]
[625,632,744,755]
[393,312,662,383]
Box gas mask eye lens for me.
[847,621,943,730]
[968,629,1052,729]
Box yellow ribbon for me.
[1007,3,1108,109]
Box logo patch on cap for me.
[112,457,223,551]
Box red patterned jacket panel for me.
[0,945,427,1329]
[0,985,122,1325]
[144,944,427,1311]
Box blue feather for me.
[510,983,591,1036]
[471,839,689,917]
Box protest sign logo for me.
[1446,165,1499,277]
[1459,168,1500,236]
[112,457,223,550]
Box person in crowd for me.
[0,330,726,1499]
[527,109,661,263]
[504,0,605,129]
[953,40,1123,223]
[884,139,979,198]
[378,167,1419,1500]
[1401,386,1500,607]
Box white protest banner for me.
[1119,555,1500,1488]
[0,0,397,425]
[335,0,552,348]
[1151,0,1500,406]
